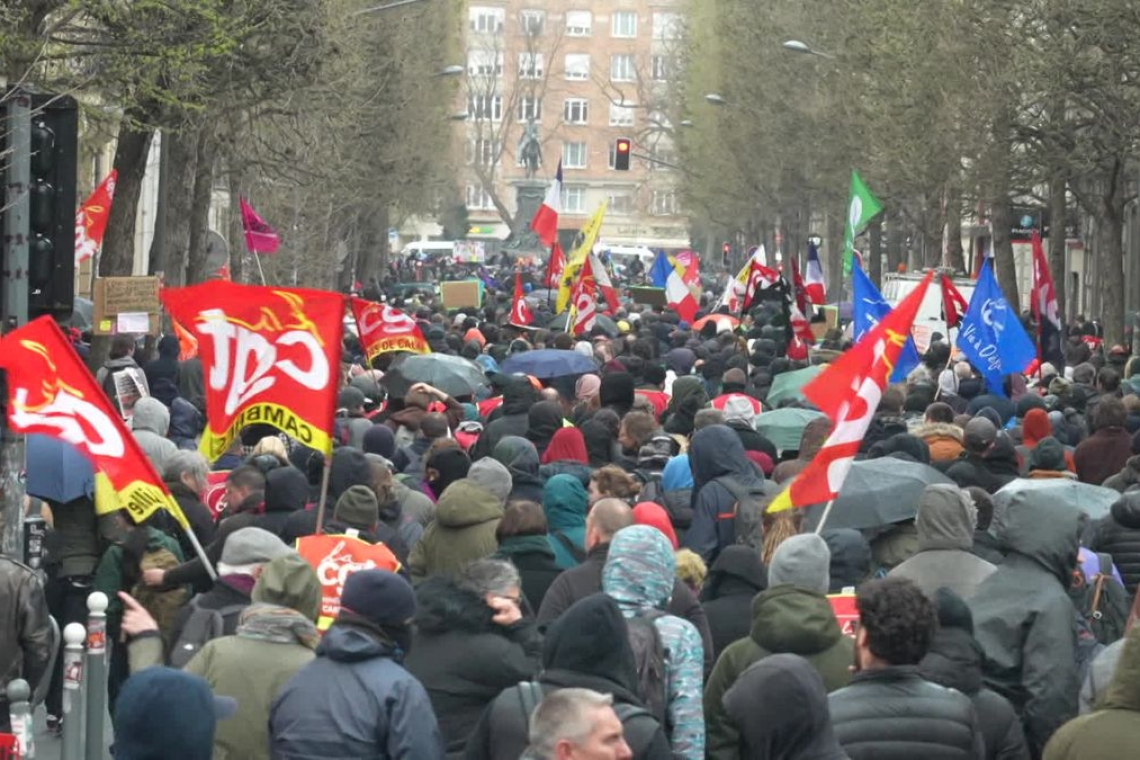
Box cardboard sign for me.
[440,280,483,310]
[296,533,401,630]
[630,286,668,308]
[93,276,161,335]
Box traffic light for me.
[614,137,631,171]
[26,93,78,321]
[722,242,731,265]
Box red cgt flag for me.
[545,242,567,290]
[510,272,535,327]
[162,281,344,461]
[0,317,189,528]
[240,197,280,255]
[940,273,969,329]
[350,298,430,363]
[75,170,117,265]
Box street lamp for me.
[704,93,727,106]
[782,39,835,59]
[437,65,465,77]
[679,119,694,128]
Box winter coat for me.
[43,495,104,578]
[491,437,546,504]
[919,627,1031,760]
[464,593,672,760]
[143,335,181,407]
[700,545,766,661]
[408,480,503,581]
[1043,626,1140,760]
[968,488,1082,757]
[1080,638,1124,714]
[178,356,206,413]
[829,666,984,760]
[823,529,872,592]
[93,526,185,637]
[168,397,204,449]
[602,526,705,759]
[1075,427,1134,487]
[162,480,217,560]
[131,396,179,473]
[704,584,855,760]
[1084,491,1140,598]
[722,654,849,760]
[542,475,588,569]
[889,484,997,600]
[0,557,51,729]
[280,449,375,544]
[726,421,779,460]
[918,422,966,463]
[403,576,541,758]
[683,425,766,563]
[492,535,562,611]
[471,381,537,461]
[1101,455,1140,493]
[270,618,444,759]
[535,542,715,672]
[944,451,1018,494]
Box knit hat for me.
[339,569,416,626]
[767,534,830,594]
[334,485,380,530]
[362,425,396,459]
[962,417,997,452]
[467,457,513,505]
[1015,393,1046,418]
[114,667,236,760]
[1029,437,1068,472]
[220,527,292,566]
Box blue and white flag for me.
[852,261,921,383]
[958,261,1035,396]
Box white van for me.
[881,271,976,352]
[402,241,455,259]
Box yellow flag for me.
[556,200,609,312]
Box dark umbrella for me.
[500,349,598,379]
[803,458,954,532]
[26,435,95,504]
[381,354,487,398]
[544,312,619,338]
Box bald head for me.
[586,498,633,549]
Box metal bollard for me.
[60,622,86,760]
[6,678,33,759]
[84,592,108,760]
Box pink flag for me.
[240,197,280,255]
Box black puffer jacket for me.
[1085,491,1140,598]
[700,545,766,661]
[828,666,983,759]
[920,628,1031,760]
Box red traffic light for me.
[614,137,632,170]
[616,139,630,152]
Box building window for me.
[467,50,503,77]
[467,139,499,167]
[563,98,589,125]
[469,7,504,34]
[611,11,637,38]
[607,142,619,169]
[610,54,635,82]
[565,10,592,36]
[519,52,544,79]
[466,184,495,210]
[564,53,590,81]
[562,185,586,213]
[649,146,676,170]
[609,103,635,127]
[467,94,503,122]
[652,12,682,40]
[651,190,677,216]
[608,192,635,215]
[519,9,544,35]
[652,55,670,81]
[517,96,542,122]
[563,142,588,169]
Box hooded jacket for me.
[599,372,636,418]
[704,585,855,760]
[143,335,182,407]
[0,557,51,731]
[408,480,504,581]
[542,474,589,568]
[723,654,849,760]
[131,397,178,473]
[471,380,538,461]
[683,425,766,563]
[968,490,1082,757]
[1084,491,1140,598]
[465,594,673,760]
[889,484,997,600]
[602,526,705,759]
[664,376,710,437]
[524,401,564,458]
[491,436,546,504]
[270,619,444,759]
[917,422,966,463]
[1043,626,1140,760]
[700,545,766,661]
[1101,455,1140,493]
[403,576,541,758]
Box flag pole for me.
[185,523,218,580]
[254,252,268,286]
[313,453,333,535]
[932,350,955,401]
[814,500,837,535]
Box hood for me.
[103,356,138,372]
[526,401,564,450]
[330,447,372,502]
[822,529,871,592]
[1029,437,1068,473]
[413,575,495,635]
[917,422,963,443]
[319,621,400,663]
[428,448,472,495]
[1103,627,1140,712]
[632,502,679,549]
[543,474,589,532]
[492,436,542,484]
[131,397,170,436]
[662,454,694,491]
[264,467,310,513]
[435,479,504,528]
[542,427,588,465]
[797,417,832,459]
[501,378,539,415]
[995,487,1081,584]
[702,545,766,600]
[251,552,322,622]
[157,334,180,359]
[581,420,615,467]
[750,585,843,655]
[918,627,984,695]
[916,484,976,551]
[602,525,676,613]
[599,372,636,415]
[467,458,513,505]
[667,376,709,417]
[1022,408,1052,448]
[542,593,638,694]
[362,425,396,458]
[1111,491,1140,530]
[690,424,758,491]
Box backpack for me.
[714,476,772,549]
[129,546,189,650]
[625,609,669,726]
[1070,552,1129,647]
[515,681,661,752]
[169,597,248,668]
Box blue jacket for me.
[270,621,444,759]
[682,425,765,563]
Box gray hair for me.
[693,408,725,431]
[460,558,521,598]
[525,689,614,759]
[162,450,209,485]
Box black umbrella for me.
[544,312,618,338]
[381,354,487,398]
[804,458,955,532]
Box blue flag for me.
[852,261,921,383]
[649,250,672,288]
[958,261,1035,397]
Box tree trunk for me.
[943,181,964,272]
[886,208,904,274]
[1100,166,1127,347]
[1048,169,1067,322]
[990,192,1020,309]
[826,210,843,301]
[149,130,197,285]
[868,217,883,288]
[227,175,246,284]
[357,205,390,286]
[186,128,217,284]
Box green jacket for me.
[93,527,184,635]
[704,584,854,760]
[408,480,503,581]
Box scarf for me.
[237,603,320,650]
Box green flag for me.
[842,170,884,274]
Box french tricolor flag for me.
[530,161,562,247]
[805,240,827,304]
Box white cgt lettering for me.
[11,388,125,458]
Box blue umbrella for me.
[500,349,598,379]
[26,435,95,504]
